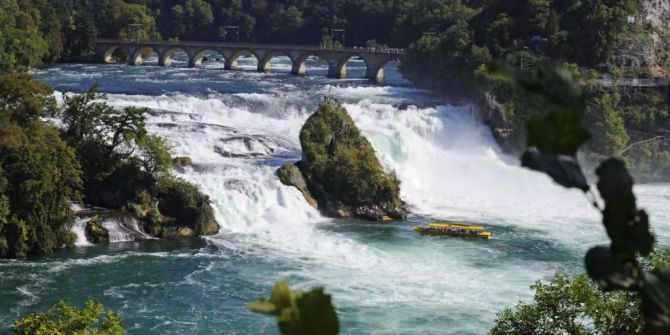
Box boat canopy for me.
[428,223,485,230]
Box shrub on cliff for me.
[299,99,402,209]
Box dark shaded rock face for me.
[277,163,318,208]
[278,98,408,221]
[85,216,109,243]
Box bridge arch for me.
[323,53,398,83]
[359,54,400,83]
[159,47,189,67]
[258,50,295,73]
[291,53,330,76]
[325,54,361,79]
[102,45,131,64]
[188,48,226,68]
[226,49,260,71]
[130,46,158,66]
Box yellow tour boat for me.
[412,222,493,240]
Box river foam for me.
[7,63,665,335]
[94,89,607,333]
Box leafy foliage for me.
[248,282,339,335]
[138,135,173,181]
[491,273,643,335]
[0,122,82,257]
[494,60,670,333]
[0,73,57,125]
[60,86,153,207]
[14,300,126,335]
[0,75,216,257]
[584,93,629,155]
[0,74,82,258]
[0,0,48,71]
[156,177,217,236]
[59,85,217,238]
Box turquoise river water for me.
[0,55,669,334]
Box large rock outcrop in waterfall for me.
[278,98,407,221]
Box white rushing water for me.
[32,62,668,334]
[102,217,155,243]
[72,218,92,247]
[95,90,606,333]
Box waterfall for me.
[102,216,155,243]
[72,217,92,246]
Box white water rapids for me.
[88,86,668,333]
[14,61,667,334]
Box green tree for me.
[492,249,670,334]
[184,0,213,33]
[14,300,126,335]
[60,9,98,62]
[491,274,643,334]
[0,167,11,256]
[269,5,304,40]
[61,86,148,180]
[0,72,57,125]
[139,134,173,180]
[0,74,82,257]
[0,0,48,71]
[100,0,157,40]
[584,92,629,155]
[0,121,82,257]
[527,0,551,35]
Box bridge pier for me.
[291,62,306,75]
[365,67,384,84]
[327,60,346,79]
[361,54,395,84]
[129,48,143,66]
[225,58,238,70]
[257,59,271,72]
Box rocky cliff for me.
[278,98,407,221]
[639,0,670,76]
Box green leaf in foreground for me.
[596,159,655,260]
[248,282,339,335]
[585,245,640,291]
[640,268,670,333]
[486,62,585,113]
[526,109,591,156]
[521,148,589,191]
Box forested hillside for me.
[2,0,669,181]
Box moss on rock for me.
[172,156,193,171]
[85,216,109,243]
[156,177,219,236]
[280,98,407,221]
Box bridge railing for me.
[595,78,670,87]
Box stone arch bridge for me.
[95,39,405,83]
